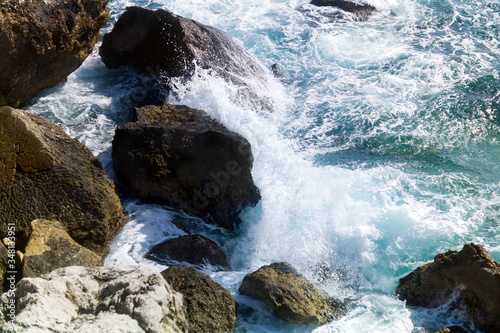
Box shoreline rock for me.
[0,0,109,107]
[309,0,376,20]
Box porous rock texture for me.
[0,266,188,333]
[0,107,128,257]
[396,243,500,333]
[0,0,109,107]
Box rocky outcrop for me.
[310,0,375,20]
[396,243,500,333]
[239,262,344,325]
[433,327,468,333]
[22,219,102,278]
[112,104,260,230]
[100,6,275,109]
[0,243,7,294]
[0,0,109,107]
[146,235,229,269]
[0,107,128,257]
[161,266,236,333]
[0,266,188,332]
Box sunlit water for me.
[24,0,500,332]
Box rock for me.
[161,266,236,332]
[0,266,188,332]
[0,107,128,257]
[100,6,275,110]
[0,0,109,107]
[22,219,102,278]
[112,104,260,230]
[0,243,8,294]
[396,243,500,333]
[310,0,375,20]
[146,235,229,269]
[239,262,344,325]
[433,326,468,333]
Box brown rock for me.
[161,266,236,333]
[0,107,128,257]
[396,243,500,333]
[0,0,109,107]
[239,262,344,325]
[22,219,102,278]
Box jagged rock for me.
[146,235,229,269]
[310,0,375,20]
[0,0,109,107]
[0,107,128,256]
[239,262,344,325]
[100,6,275,109]
[433,326,468,333]
[22,219,102,278]
[112,104,260,230]
[0,266,188,332]
[396,243,500,333]
[0,243,7,294]
[161,266,236,332]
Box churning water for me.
[24,0,500,332]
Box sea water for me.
[23,0,500,332]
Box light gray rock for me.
[0,266,188,333]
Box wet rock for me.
[112,104,260,230]
[0,107,128,257]
[0,266,188,332]
[22,219,102,278]
[146,235,229,269]
[396,243,500,333]
[239,262,344,325]
[433,326,468,333]
[0,0,109,107]
[100,6,275,110]
[161,266,236,332]
[310,0,375,20]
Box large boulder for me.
[146,235,229,269]
[310,0,375,20]
[112,104,260,230]
[396,243,500,333]
[0,0,109,107]
[239,262,344,325]
[0,107,128,256]
[0,266,188,332]
[161,266,236,333]
[100,6,274,109]
[22,219,102,278]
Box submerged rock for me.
[146,235,229,269]
[22,219,102,278]
[396,243,500,333]
[100,6,275,110]
[161,266,237,333]
[112,104,260,230]
[0,0,109,107]
[310,0,375,20]
[0,107,128,257]
[0,266,188,333]
[239,262,344,325]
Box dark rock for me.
[22,219,102,278]
[239,262,344,324]
[310,0,375,19]
[112,104,260,230]
[146,234,228,268]
[433,326,468,333]
[100,7,275,109]
[172,221,190,234]
[396,243,500,333]
[0,243,7,294]
[161,266,236,332]
[0,0,109,107]
[0,107,128,257]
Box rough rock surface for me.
[239,262,344,324]
[396,243,500,333]
[100,6,275,109]
[0,0,109,107]
[0,243,7,294]
[433,327,468,333]
[161,266,236,333]
[0,266,188,333]
[146,235,229,269]
[310,0,375,20]
[112,104,260,230]
[0,107,128,256]
[22,219,102,278]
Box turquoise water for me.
[24,0,499,332]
